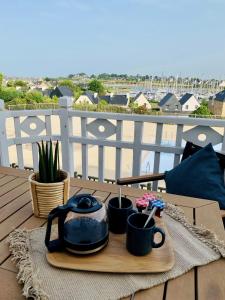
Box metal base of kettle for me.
[65,239,108,255]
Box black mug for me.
[108,197,134,234]
[126,213,165,256]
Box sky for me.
[0,0,225,79]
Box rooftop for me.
[179,93,194,105]
[159,93,178,107]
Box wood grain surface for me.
[0,166,224,300]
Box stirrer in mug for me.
[143,199,165,228]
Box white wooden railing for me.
[1,96,225,190]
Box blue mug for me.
[108,197,134,234]
[126,213,165,256]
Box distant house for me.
[179,93,200,112]
[50,86,74,98]
[208,90,225,116]
[219,81,225,88]
[76,91,99,104]
[101,93,130,107]
[133,92,151,109]
[100,95,110,104]
[159,93,181,112]
[37,82,50,91]
[109,94,130,107]
[76,92,130,107]
[42,89,54,97]
[30,81,50,91]
[31,88,43,93]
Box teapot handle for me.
[45,205,69,252]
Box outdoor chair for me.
[117,141,225,220]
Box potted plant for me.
[29,140,70,218]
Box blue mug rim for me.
[127,212,155,231]
[108,197,133,211]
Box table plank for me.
[0,202,33,240]
[93,190,110,202]
[196,203,225,300]
[0,177,27,197]
[0,166,31,178]
[0,191,31,223]
[69,178,215,208]
[0,167,224,300]
[0,166,215,208]
[181,206,194,222]
[220,209,225,218]
[130,205,198,300]
[1,186,84,272]
[2,187,108,274]
[0,213,44,266]
[0,182,29,209]
[1,215,47,272]
[69,186,81,197]
[0,268,25,300]
[166,206,195,300]
[76,188,95,195]
[0,175,16,186]
[195,202,225,241]
[134,284,164,300]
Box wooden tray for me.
[46,217,175,273]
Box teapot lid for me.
[67,194,102,213]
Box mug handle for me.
[45,205,70,252]
[152,227,166,248]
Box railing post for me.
[58,97,74,176]
[0,100,10,166]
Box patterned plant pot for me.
[29,170,70,218]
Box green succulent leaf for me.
[45,142,49,179]
[53,140,59,181]
[37,140,61,183]
[37,142,47,183]
[49,140,54,182]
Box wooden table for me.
[0,166,225,300]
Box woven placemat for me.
[8,204,225,300]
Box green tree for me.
[73,85,83,99]
[99,99,108,106]
[88,79,105,95]
[132,104,148,114]
[59,79,83,99]
[59,79,75,90]
[191,101,212,116]
[14,80,27,87]
[6,80,15,87]
[67,74,74,79]
[0,73,3,88]
[44,77,52,82]
[24,91,44,103]
[8,97,27,105]
[50,95,58,103]
[129,101,138,109]
[0,87,24,102]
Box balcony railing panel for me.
[153,123,163,191]
[1,96,225,191]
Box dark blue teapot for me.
[45,194,108,255]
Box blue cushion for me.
[165,143,225,209]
